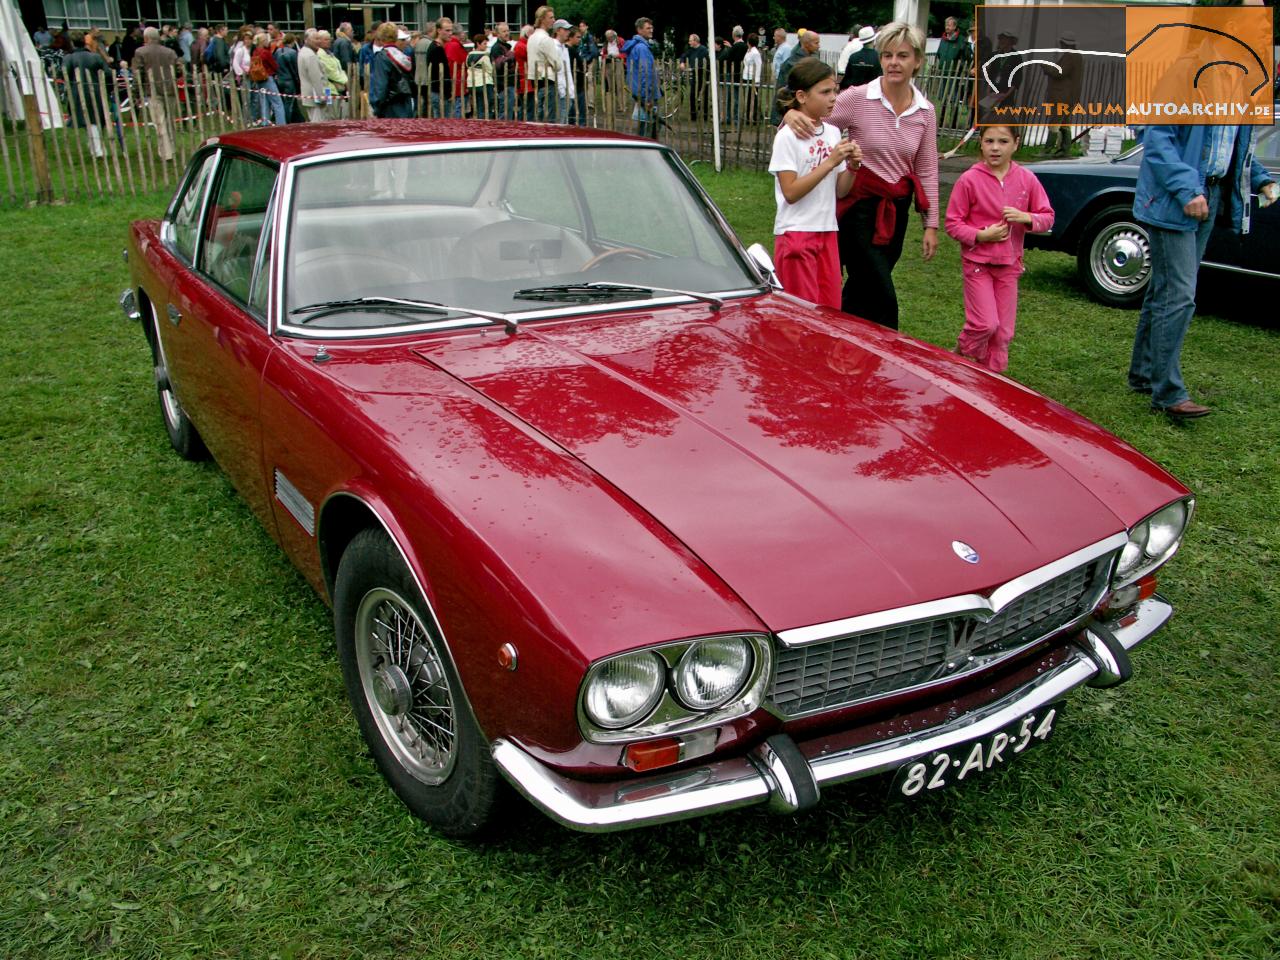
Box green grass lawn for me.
[1,170,1277,960]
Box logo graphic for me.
[951,541,981,564]
[974,5,1273,127]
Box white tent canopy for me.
[0,0,64,128]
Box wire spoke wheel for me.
[334,528,505,836]
[354,587,457,784]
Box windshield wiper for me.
[291,296,518,332]
[513,281,724,313]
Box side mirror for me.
[746,243,781,291]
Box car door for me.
[1203,126,1280,277]
[145,149,219,417]
[167,152,280,533]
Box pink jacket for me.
[945,161,1054,265]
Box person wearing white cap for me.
[553,19,575,122]
[837,25,864,75]
[840,26,879,89]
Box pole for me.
[705,0,721,171]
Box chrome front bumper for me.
[492,597,1172,833]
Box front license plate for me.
[892,702,1063,799]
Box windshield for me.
[284,145,758,329]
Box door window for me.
[199,156,278,306]
[170,151,218,264]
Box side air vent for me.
[274,469,315,536]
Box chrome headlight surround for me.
[578,633,773,743]
[581,650,667,730]
[1111,496,1195,589]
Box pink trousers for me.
[957,259,1021,372]
[774,231,841,309]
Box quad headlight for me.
[672,637,754,711]
[1113,498,1194,587]
[579,633,771,742]
[582,651,666,729]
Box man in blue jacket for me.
[623,18,661,138]
[1129,124,1276,419]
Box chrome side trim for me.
[1201,260,1279,280]
[491,597,1171,833]
[274,469,316,536]
[778,533,1127,648]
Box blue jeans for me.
[725,81,739,124]
[250,77,286,125]
[536,83,557,122]
[429,91,462,118]
[632,100,657,139]
[1128,183,1220,409]
[497,86,515,119]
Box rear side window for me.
[171,152,218,263]
[199,156,277,305]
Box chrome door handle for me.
[167,303,182,325]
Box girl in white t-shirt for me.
[768,58,861,308]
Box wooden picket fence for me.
[0,51,991,207]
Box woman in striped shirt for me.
[782,22,939,330]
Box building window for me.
[42,0,112,29]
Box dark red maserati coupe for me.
[123,120,1193,836]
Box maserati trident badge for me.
[952,540,980,564]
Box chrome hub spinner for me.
[372,663,413,716]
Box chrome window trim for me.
[270,138,763,338]
[161,148,222,266]
[190,150,281,316]
[777,532,1128,649]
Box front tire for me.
[146,300,206,460]
[334,528,504,837]
[1076,205,1151,309]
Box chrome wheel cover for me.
[1090,221,1151,298]
[354,587,457,784]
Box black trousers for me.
[837,194,911,330]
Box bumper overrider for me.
[492,596,1171,832]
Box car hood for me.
[399,298,1182,632]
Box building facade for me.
[35,0,525,36]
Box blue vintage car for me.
[1024,121,1280,308]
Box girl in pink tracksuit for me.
[944,126,1054,372]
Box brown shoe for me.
[1158,400,1211,419]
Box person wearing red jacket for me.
[513,25,532,119]
[445,27,467,116]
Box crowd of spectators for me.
[29,14,831,138]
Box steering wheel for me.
[581,247,658,272]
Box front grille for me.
[769,556,1110,717]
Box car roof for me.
[209,119,648,164]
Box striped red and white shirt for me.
[826,78,939,229]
